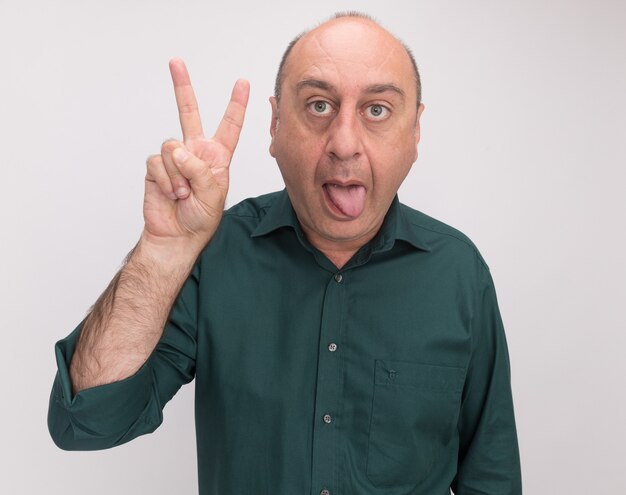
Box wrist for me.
[134,230,204,272]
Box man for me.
[48,12,522,495]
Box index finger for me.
[169,58,205,141]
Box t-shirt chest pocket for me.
[366,360,465,488]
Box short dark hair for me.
[274,12,422,108]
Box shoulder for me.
[196,192,281,268]
[216,190,285,236]
[201,191,285,255]
[222,190,282,221]
[398,201,490,273]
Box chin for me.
[318,220,371,242]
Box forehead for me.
[285,19,415,97]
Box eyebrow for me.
[296,79,406,100]
[296,79,334,93]
[365,84,405,99]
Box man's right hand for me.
[143,59,250,253]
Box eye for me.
[365,104,390,120]
[308,100,333,116]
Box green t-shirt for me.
[49,189,521,494]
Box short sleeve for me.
[48,263,200,451]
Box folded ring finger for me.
[161,139,191,199]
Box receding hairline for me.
[274,12,422,107]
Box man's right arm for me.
[69,236,201,394]
[48,255,201,451]
[48,60,250,449]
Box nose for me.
[324,107,363,161]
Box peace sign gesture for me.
[143,59,249,252]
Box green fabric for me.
[48,189,521,494]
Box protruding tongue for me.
[325,184,366,218]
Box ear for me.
[415,103,425,145]
[269,96,279,157]
[412,103,425,162]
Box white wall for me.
[1,0,624,493]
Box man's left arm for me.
[452,267,522,494]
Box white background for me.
[1,0,625,493]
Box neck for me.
[299,224,382,270]
[321,249,357,270]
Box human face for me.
[270,19,425,255]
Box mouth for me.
[322,182,367,219]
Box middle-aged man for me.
[48,12,522,495]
